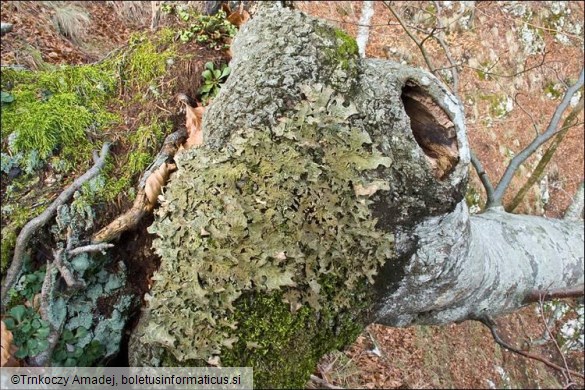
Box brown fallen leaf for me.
[228,7,250,28]
[177,93,205,149]
[1,320,19,367]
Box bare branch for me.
[470,150,495,205]
[67,243,114,257]
[537,298,573,384]
[564,180,585,221]
[53,249,85,289]
[514,92,540,138]
[461,50,549,79]
[384,3,438,78]
[488,68,584,208]
[1,143,111,312]
[432,1,459,92]
[476,315,585,380]
[506,96,584,212]
[29,262,61,367]
[523,284,585,305]
[92,127,186,243]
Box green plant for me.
[199,61,230,105]
[1,90,14,105]
[3,305,51,359]
[14,268,46,302]
[166,7,237,49]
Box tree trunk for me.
[128,4,584,387]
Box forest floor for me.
[1,1,583,388]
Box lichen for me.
[141,84,394,385]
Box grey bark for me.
[131,3,584,364]
[204,5,584,325]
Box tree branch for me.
[488,68,584,208]
[470,149,495,205]
[384,3,438,78]
[506,96,584,212]
[537,298,574,384]
[28,263,62,367]
[91,128,186,243]
[476,315,585,380]
[432,1,459,92]
[564,180,585,221]
[522,284,585,305]
[1,143,110,312]
[67,243,114,257]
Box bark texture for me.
[128,4,584,386]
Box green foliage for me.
[144,84,394,368]
[123,36,175,90]
[1,65,118,174]
[43,203,135,366]
[199,61,230,105]
[14,267,46,302]
[4,305,51,359]
[1,90,14,105]
[161,4,237,49]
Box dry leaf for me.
[227,8,250,28]
[178,93,205,149]
[1,320,17,367]
[145,162,173,206]
[184,105,205,148]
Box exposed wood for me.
[91,128,186,243]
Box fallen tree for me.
[128,3,584,388]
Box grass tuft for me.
[46,2,90,45]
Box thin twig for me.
[514,92,540,138]
[67,243,115,256]
[431,0,460,92]
[488,68,584,208]
[384,3,438,78]
[1,143,111,312]
[52,249,85,289]
[537,297,573,384]
[476,315,585,380]
[461,50,549,79]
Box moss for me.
[333,28,359,70]
[221,289,366,389]
[311,24,359,94]
[0,28,182,277]
[121,34,176,91]
[1,65,118,173]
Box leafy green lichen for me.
[143,84,394,385]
